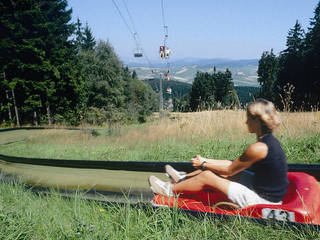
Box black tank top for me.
[252,133,289,202]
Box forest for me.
[1,0,320,126]
[0,0,158,126]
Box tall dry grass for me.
[20,111,320,148]
[114,110,320,146]
[116,111,247,145]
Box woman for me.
[149,99,289,208]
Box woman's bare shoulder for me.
[240,142,268,163]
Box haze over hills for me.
[125,58,259,87]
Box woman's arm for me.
[192,155,233,168]
[191,142,268,177]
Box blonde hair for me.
[246,99,280,133]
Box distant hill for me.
[143,78,260,106]
[128,58,259,87]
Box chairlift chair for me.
[159,46,171,59]
[134,48,143,58]
[165,47,171,57]
[134,53,143,57]
[159,46,165,58]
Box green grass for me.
[1,180,319,240]
[0,129,319,164]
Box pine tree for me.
[82,22,96,51]
[275,21,305,110]
[213,69,238,108]
[303,1,320,108]
[257,49,279,102]
[75,18,84,52]
[214,71,226,103]
[189,68,239,111]
[38,0,81,124]
[190,71,215,111]
[0,0,54,125]
[132,70,137,79]
[221,69,238,108]
[0,0,84,125]
[74,19,95,52]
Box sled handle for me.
[211,201,240,210]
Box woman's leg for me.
[165,166,202,183]
[172,170,231,195]
[184,169,203,178]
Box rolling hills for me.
[127,58,259,87]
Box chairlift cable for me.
[112,0,155,70]
[122,0,138,37]
[161,0,165,26]
[121,0,156,68]
[143,52,155,69]
[112,0,134,36]
[159,0,171,75]
[159,0,172,112]
[121,0,140,48]
[161,0,167,39]
[161,0,168,46]
[112,0,139,50]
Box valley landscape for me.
[127,58,259,87]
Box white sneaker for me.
[148,175,174,197]
[165,165,186,183]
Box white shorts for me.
[228,182,282,208]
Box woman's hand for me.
[191,155,206,168]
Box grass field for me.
[0,110,320,239]
[1,111,319,164]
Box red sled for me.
[152,172,320,225]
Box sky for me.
[68,0,319,63]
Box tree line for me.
[257,1,320,110]
[174,68,241,112]
[0,0,158,126]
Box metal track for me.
[0,153,319,180]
